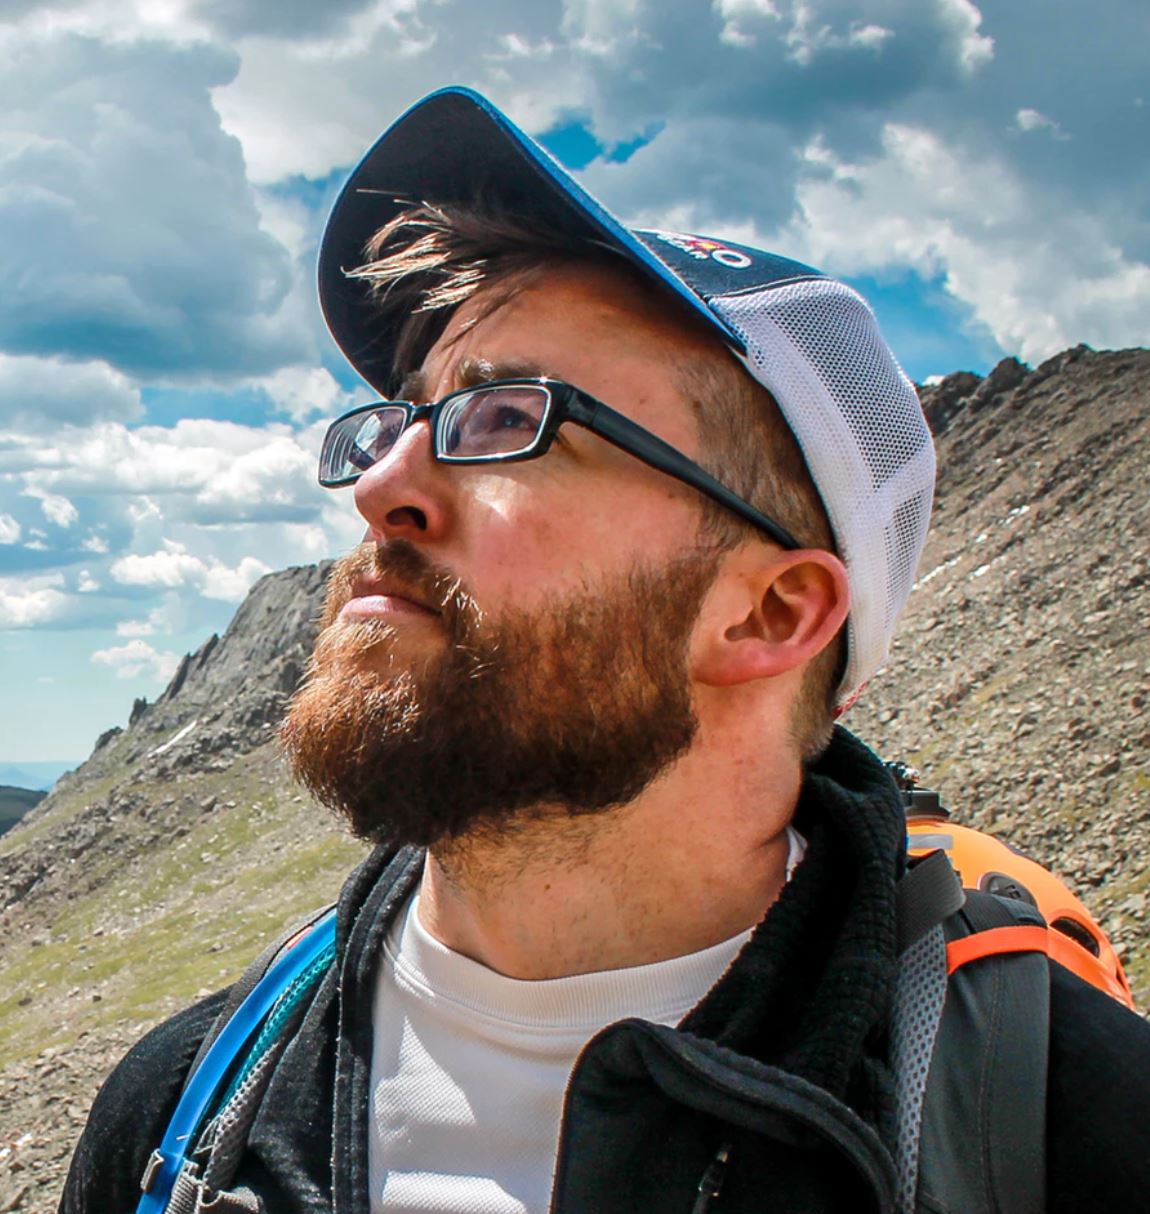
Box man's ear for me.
[692,548,850,688]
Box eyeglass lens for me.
[438,385,550,458]
[322,406,408,482]
[322,385,552,482]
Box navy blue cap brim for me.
[318,87,820,395]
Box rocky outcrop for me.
[27,563,333,821]
[133,559,331,746]
[3,561,333,919]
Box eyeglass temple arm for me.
[568,395,802,550]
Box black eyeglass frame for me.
[318,377,802,551]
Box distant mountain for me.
[0,761,77,792]
[0,785,46,835]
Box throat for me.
[418,804,798,981]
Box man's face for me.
[283,263,730,846]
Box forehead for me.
[417,261,727,396]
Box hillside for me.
[849,345,1149,966]
[0,787,45,837]
[0,345,1147,1211]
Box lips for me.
[339,575,439,621]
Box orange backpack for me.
[894,762,1134,1009]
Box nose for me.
[352,417,452,542]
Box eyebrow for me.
[397,369,426,402]
[398,357,549,403]
[457,356,547,388]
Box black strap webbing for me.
[895,850,966,952]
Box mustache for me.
[322,539,480,635]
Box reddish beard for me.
[281,539,720,848]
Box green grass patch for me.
[0,758,365,1073]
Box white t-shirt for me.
[368,828,807,1213]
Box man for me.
[62,88,1150,1214]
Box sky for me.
[1,0,1148,766]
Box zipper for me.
[691,1142,732,1214]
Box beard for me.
[281,538,720,849]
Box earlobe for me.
[693,550,850,688]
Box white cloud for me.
[0,31,310,381]
[1015,108,1069,140]
[494,31,558,58]
[0,419,320,522]
[562,0,646,57]
[109,542,272,601]
[0,354,143,428]
[205,0,576,183]
[91,638,181,681]
[257,364,361,423]
[781,7,894,66]
[0,404,354,634]
[937,0,993,72]
[191,433,317,522]
[251,187,313,262]
[782,123,1150,364]
[127,498,163,525]
[0,575,68,627]
[81,533,110,554]
[201,555,272,599]
[115,595,193,639]
[116,616,156,637]
[5,0,213,43]
[110,546,205,589]
[32,491,80,529]
[715,0,780,48]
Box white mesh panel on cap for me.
[712,280,935,707]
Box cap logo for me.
[650,230,752,270]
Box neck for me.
[417,718,803,980]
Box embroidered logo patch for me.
[649,230,753,270]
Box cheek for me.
[459,468,704,601]
[460,480,576,591]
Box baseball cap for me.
[318,86,936,711]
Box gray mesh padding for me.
[890,924,949,1214]
[713,281,936,707]
[200,1040,284,1194]
[163,1021,290,1214]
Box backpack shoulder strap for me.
[891,854,963,1214]
[916,890,1050,1214]
[892,858,1051,1214]
[137,906,337,1214]
[183,902,336,1088]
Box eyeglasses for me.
[318,377,801,550]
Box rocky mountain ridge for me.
[853,343,1148,935]
[0,344,1147,1211]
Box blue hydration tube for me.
[136,909,337,1214]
